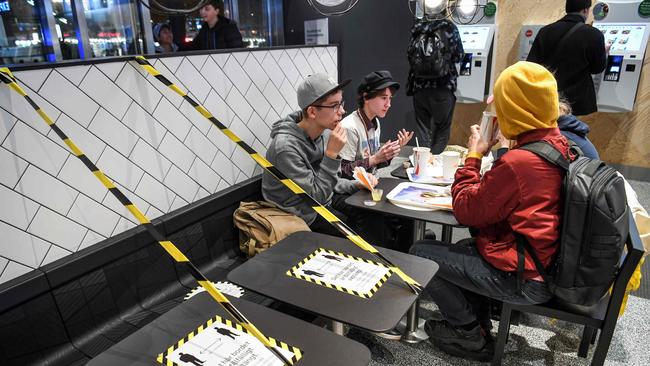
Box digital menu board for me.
[593,24,647,53]
[458,26,491,50]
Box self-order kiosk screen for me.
[594,24,647,53]
[459,26,491,50]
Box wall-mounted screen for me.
[593,23,647,53]
[457,26,491,50]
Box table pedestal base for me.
[396,301,429,344]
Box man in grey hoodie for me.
[262,73,376,236]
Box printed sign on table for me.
[287,248,393,298]
[157,315,302,366]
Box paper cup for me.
[413,147,432,177]
[480,111,498,142]
[441,151,460,180]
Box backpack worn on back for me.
[234,201,311,257]
[516,141,629,306]
[408,23,452,79]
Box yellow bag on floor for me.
[617,178,649,316]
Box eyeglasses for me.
[313,100,345,110]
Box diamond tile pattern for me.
[0,47,338,284]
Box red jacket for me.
[452,128,570,279]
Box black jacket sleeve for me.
[224,22,245,48]
[585,30,607,74]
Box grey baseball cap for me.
[297,73,351,110]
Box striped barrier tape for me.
[0,67,292,366]
[134,56,423,295]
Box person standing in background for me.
[182,0,244,51]
[527,0,609,116]
[407,17,464,154]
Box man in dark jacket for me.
[527,0,608,116]
[407,18,464,154]
[183,0,244,51]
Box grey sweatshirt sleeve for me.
[274,147,350,203]
[335,175,358,195]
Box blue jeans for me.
[409,239,552,326]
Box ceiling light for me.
[458,0,477,17]
[424,0,448,15]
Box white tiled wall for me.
[0,47,338,284]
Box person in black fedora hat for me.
[339,70,414,180]
[338,71,416,253]
[527,0,609,116]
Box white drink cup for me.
[480,111,499,142]
[413,147,432,177]
[441,151,461,180]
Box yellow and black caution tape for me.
[0,67,292,366]
[287,248,392,299]
[134,56,422,295]
[157,313,302,366]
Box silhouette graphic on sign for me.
[303,270,324,277]
[323,255,342,262]
[178,352,205,365]
[214,326,239,340]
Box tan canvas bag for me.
[234,201,310,257]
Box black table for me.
[228,231,438,342]
[346,178,463,243]
[88,292,370,366]
[390,146,412,180]
[390,165,409,180]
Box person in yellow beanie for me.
[409,62,572,361]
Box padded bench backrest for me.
[0,177,262,365]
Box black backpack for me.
[407,23,452,79]
[516,141,629,306]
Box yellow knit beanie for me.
[494,61,559,139]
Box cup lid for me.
[442,150,461,156]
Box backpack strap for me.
[549,22,584,67]
[515,232,552,289]
[519,141,570,171]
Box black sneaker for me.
[480,320,494,343]
[424,319,486,351]
[430,310,494,342]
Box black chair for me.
[492,214,645,366]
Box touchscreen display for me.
[593,24,647,53]
[604,55,623,82]
[457,26,491,49]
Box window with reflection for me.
[0,0,51,64]
[179,0,236,45]
[237,0,269,47]
[52,0,79,59]
[83,0,140,57]
[155,0,272,49]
